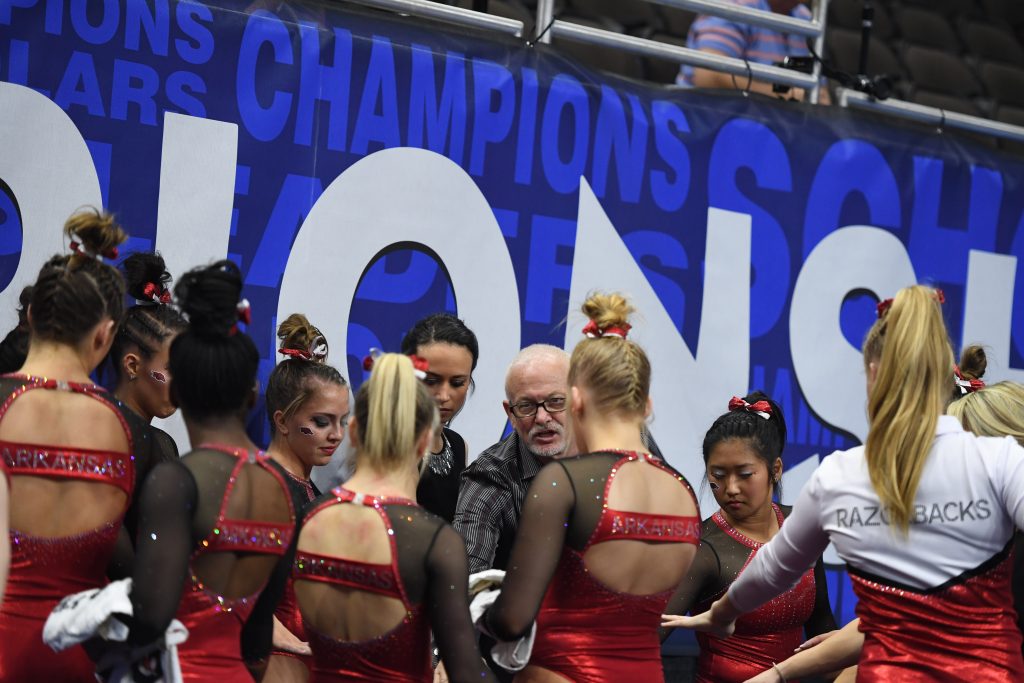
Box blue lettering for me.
[167,70,206,117]
[804,140,902,258]
[54,50,105,116]
[351,36,401,155]
[236,11,293,142]
[110,59,158,125]
[44,0,63,35]
[1009,213,1024,367]
[650,100,690,212]
[469,58,515,176]
[295,25,352,151]
[0,0,36,26]
[709,119,792,338]
[175,2,214,65]
[524,215,576,323]
[358,251,444,304]
[908,158,1000,283]
[591,86,647,203]
[69,0,118,45]
[4,40,33,90]
[248,174,324,287]
[514,67,538,184]
[125,0,169,56]
[622,231,687,332]
[540,74,589,194]
[408,44,467,165]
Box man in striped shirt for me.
[454,344,571,576]
[678,0,827,102]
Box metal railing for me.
[339,0,1024,146]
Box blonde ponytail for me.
[355,353,438,472]
[863,285,954,532]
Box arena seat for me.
[828,0,895,41]
[644,32,688,84]
[979,61,1024,108]
[553,16,646,80]
[959,20,1024,65]
[827,28,904,81]
[903,45,984,98]
[565,0,661,34]
[894,7,961,52]
[993,104,1024,154]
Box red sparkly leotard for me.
[729,417,1024,682]
[487,451,701,683]
[174,445,295,681]
[665,504,835,683]
[0,377,135,682]
[267,459,320,668]
[294,486,496,683]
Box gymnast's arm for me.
[743,618,863,683]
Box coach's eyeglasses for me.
[509,396,567,419]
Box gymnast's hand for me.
[661,595,740,639]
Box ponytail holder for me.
[408,354,429,380]
[228,299,252,336]
[582,320,632,339]
[280,335,329,363]
[876,298,894,319]
[953,365,985,395]
[69,240,118,263]
[728,396,772,420]
[362,347,382,372]
[236,299,251,325]
[140,282,171,305]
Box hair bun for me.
[174,260,244,337]
[744,390,788,452]
[958,345,987,381]
[122,252,171,301]
[277,313,328,361]
[581,292,634,333]
[64,208,126,266]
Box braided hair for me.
[29,208,127,345]
[0,285,34,373]
[107,252,186,383]
[568,292,650,419]
[702,391,787,498]
[168,260,258,420]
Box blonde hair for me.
[863,285,954,532]
[354,353,438,472]
[569,292,650,418]
[947,381,1024,448]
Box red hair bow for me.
[142,282,171,305]
[953,365,985,395]
[362,354,375,372]
[70,240,119,262]
[236,299,252,326]
[876,298,894,319]
[280,348,312,361]
[728,396,772,420]
[582,320,631,339]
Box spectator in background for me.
[678,0,829,103]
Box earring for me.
[129,374,137,381]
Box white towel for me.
[468,570,536,672]
[42,578,188,683]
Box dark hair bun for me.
[122,252,171,301]
[958,345,987,382]
[174,260,243,337]
[277,313,326,360]
[743,390,787,451]
[64,208,126,268]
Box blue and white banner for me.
[3,0,1024,620]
